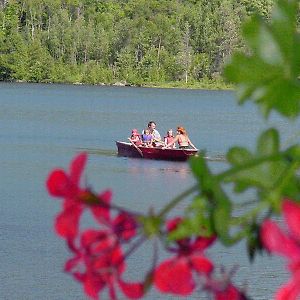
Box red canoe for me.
[116,141,198,161]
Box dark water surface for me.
[1,82,298,299]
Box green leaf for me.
[225,129,284,191]
[168,196,214,241]
[257,128,279,155]
[227,147,252,165]
[212,200,231,243]
[190,156,234,245]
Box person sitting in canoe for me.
[163,126,197,150]
[141,129,153,147]
[142,121,162,146]
[128,129,142,146]
[164,129,176,148]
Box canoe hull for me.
[116,141,198,161]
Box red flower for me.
[214,284,245,300]
[65,229,144,300]
[154,217,215,296]
[91,191,138,242]
[46,153,88,240]
[46,153,115,242]
[47,152,87,198]
[261,199,300,300]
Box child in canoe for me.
[142,129,153,147]
[128,129,142,146]
[164,129,176,148]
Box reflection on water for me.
[128,163,191,179]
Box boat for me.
[116,141,198,161]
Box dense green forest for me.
[0,0,275,87]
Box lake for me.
[1,82,298,299]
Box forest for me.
[0,0,275,87]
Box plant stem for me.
[230,201,269,226]
[158,184,198,217]
[216,153,284,181]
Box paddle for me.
[128,139,143,157]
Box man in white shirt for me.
[143,121,162,146]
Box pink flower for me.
[214,283,246,300]
[65,229,144,300]
[46,153,88,240]
[91,193,138,242]
[154,217,215,296]
[47,152,87,198]
[261,199,300,300]
[46,153,115,242]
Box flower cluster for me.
[46,153,248,300]
[46,153,143,299]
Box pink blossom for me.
[65,229,144,300]
[46,153,88,240]
[261,199,300,300]
[46,153,114,242]
[91,193,138,242]
[213,283,246,300]
[154,217,215,295]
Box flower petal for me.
[118,279,144,299]
[55,204,82,240]
[113,212,137,241]
[64,255,81,272]
[81,229,105,248]
[46,169,69,197]
[69,152,87,186]
[283,199,300,243]
[81,229,116,254]
[83,273,105,300]
[166,217,182,232]
[154,258,194,295]
[214,284,243,300]
[275,279,300,300]
[261,220,300,260]
[190,255,214,274]
[92,190,112,223]
[193,236,216,252]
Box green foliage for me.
[0,0,251,84]
[182,128,300,248]
[240,0,275,18]
[190,154,238,245]
[224,0,300,118]
[26,40,54,82]
[82,61,114,84]
[226,129,283,191]
[163,0,300,257]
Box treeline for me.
[0,0,275,86]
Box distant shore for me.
[2,78,233,91]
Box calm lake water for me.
[1,82,299,299]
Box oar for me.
[128,139,143,157]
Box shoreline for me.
[1,78,233,91]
